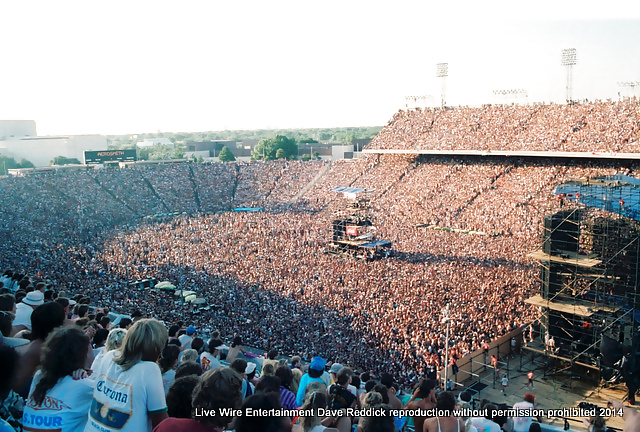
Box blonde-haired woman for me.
[91,327,127,372]
[85,318,168,432]
[297,391,342,432]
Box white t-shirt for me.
[471,417,501,432]
[161,370,176,396]
[93,346,105,358]
[511,401,535,432]
[84,350,167,432]
[347,384,358,397]
[23,370,94,432]
[13,302,33,329]
[178,334,193,349]
[90,349,109,373]
[200,352,221,372]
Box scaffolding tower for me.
[327,187,392,260]
[525,176,640,392]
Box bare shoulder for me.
[423,416,437,432]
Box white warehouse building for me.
[0,120,107,167]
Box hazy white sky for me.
[0,0,639,136]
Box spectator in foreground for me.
[166,375,201,419]
[608,399,639,432]
[200,338,223,372]
[175,361,203,379]
[235,392,292,432]
[296,356,328,407]
[0,343,22,431]
[86,318,168,432]
[511,393,540,432]
[298,390,340,432]
[153,367,243,432]
[158,344,181,395]
[226,335,247,364]
[404,379,438,432]
[12,290,44,335]
[90,327,127,372]
[423,392,465,432]
[13,302,66,397]
[275,365,298,411]
[23,327,93,431]
[357,404,395,432]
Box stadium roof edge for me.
[361,149,640,160]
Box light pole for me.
[122,238,129,282]
[441,304,451,389]
[436,63,448,108]
[561,48,577,103]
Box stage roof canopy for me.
[331,186,366,194]
[360,240,392,248]
[233,207,265,212]
[556,174,640,221]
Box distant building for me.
[229,146,252,161]
[186,140,236,157]
[351,138,372,152]
[0,121,107,167]
[185,140,255,161]
[136,138,174,148]
[0,120,37,140]
[298,142,333,160]
[331,145,355,160]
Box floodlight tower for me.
[436,63,448,108]
[561,48,577,103]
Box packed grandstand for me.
[1,98,640,432]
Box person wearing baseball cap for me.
[12,290,44,334]
[329,362,343,385]
[296,356,328,407]
[178,325,196,350]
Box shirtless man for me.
[405,378,438,432]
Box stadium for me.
[4,1,640,429]
[2,96,640,431]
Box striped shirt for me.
[280,386,297,412]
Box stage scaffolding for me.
[525,176,640,388]
[327,187,392,260]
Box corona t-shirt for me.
[84,350,167,432]
[23,371,93,432]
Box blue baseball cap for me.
[186,325,196,335]
[309,356,326,371]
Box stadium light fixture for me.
[436,63,448,108]
[561,48,577,103]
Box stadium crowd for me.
[2,100,640,431]
[370,99,640,153]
